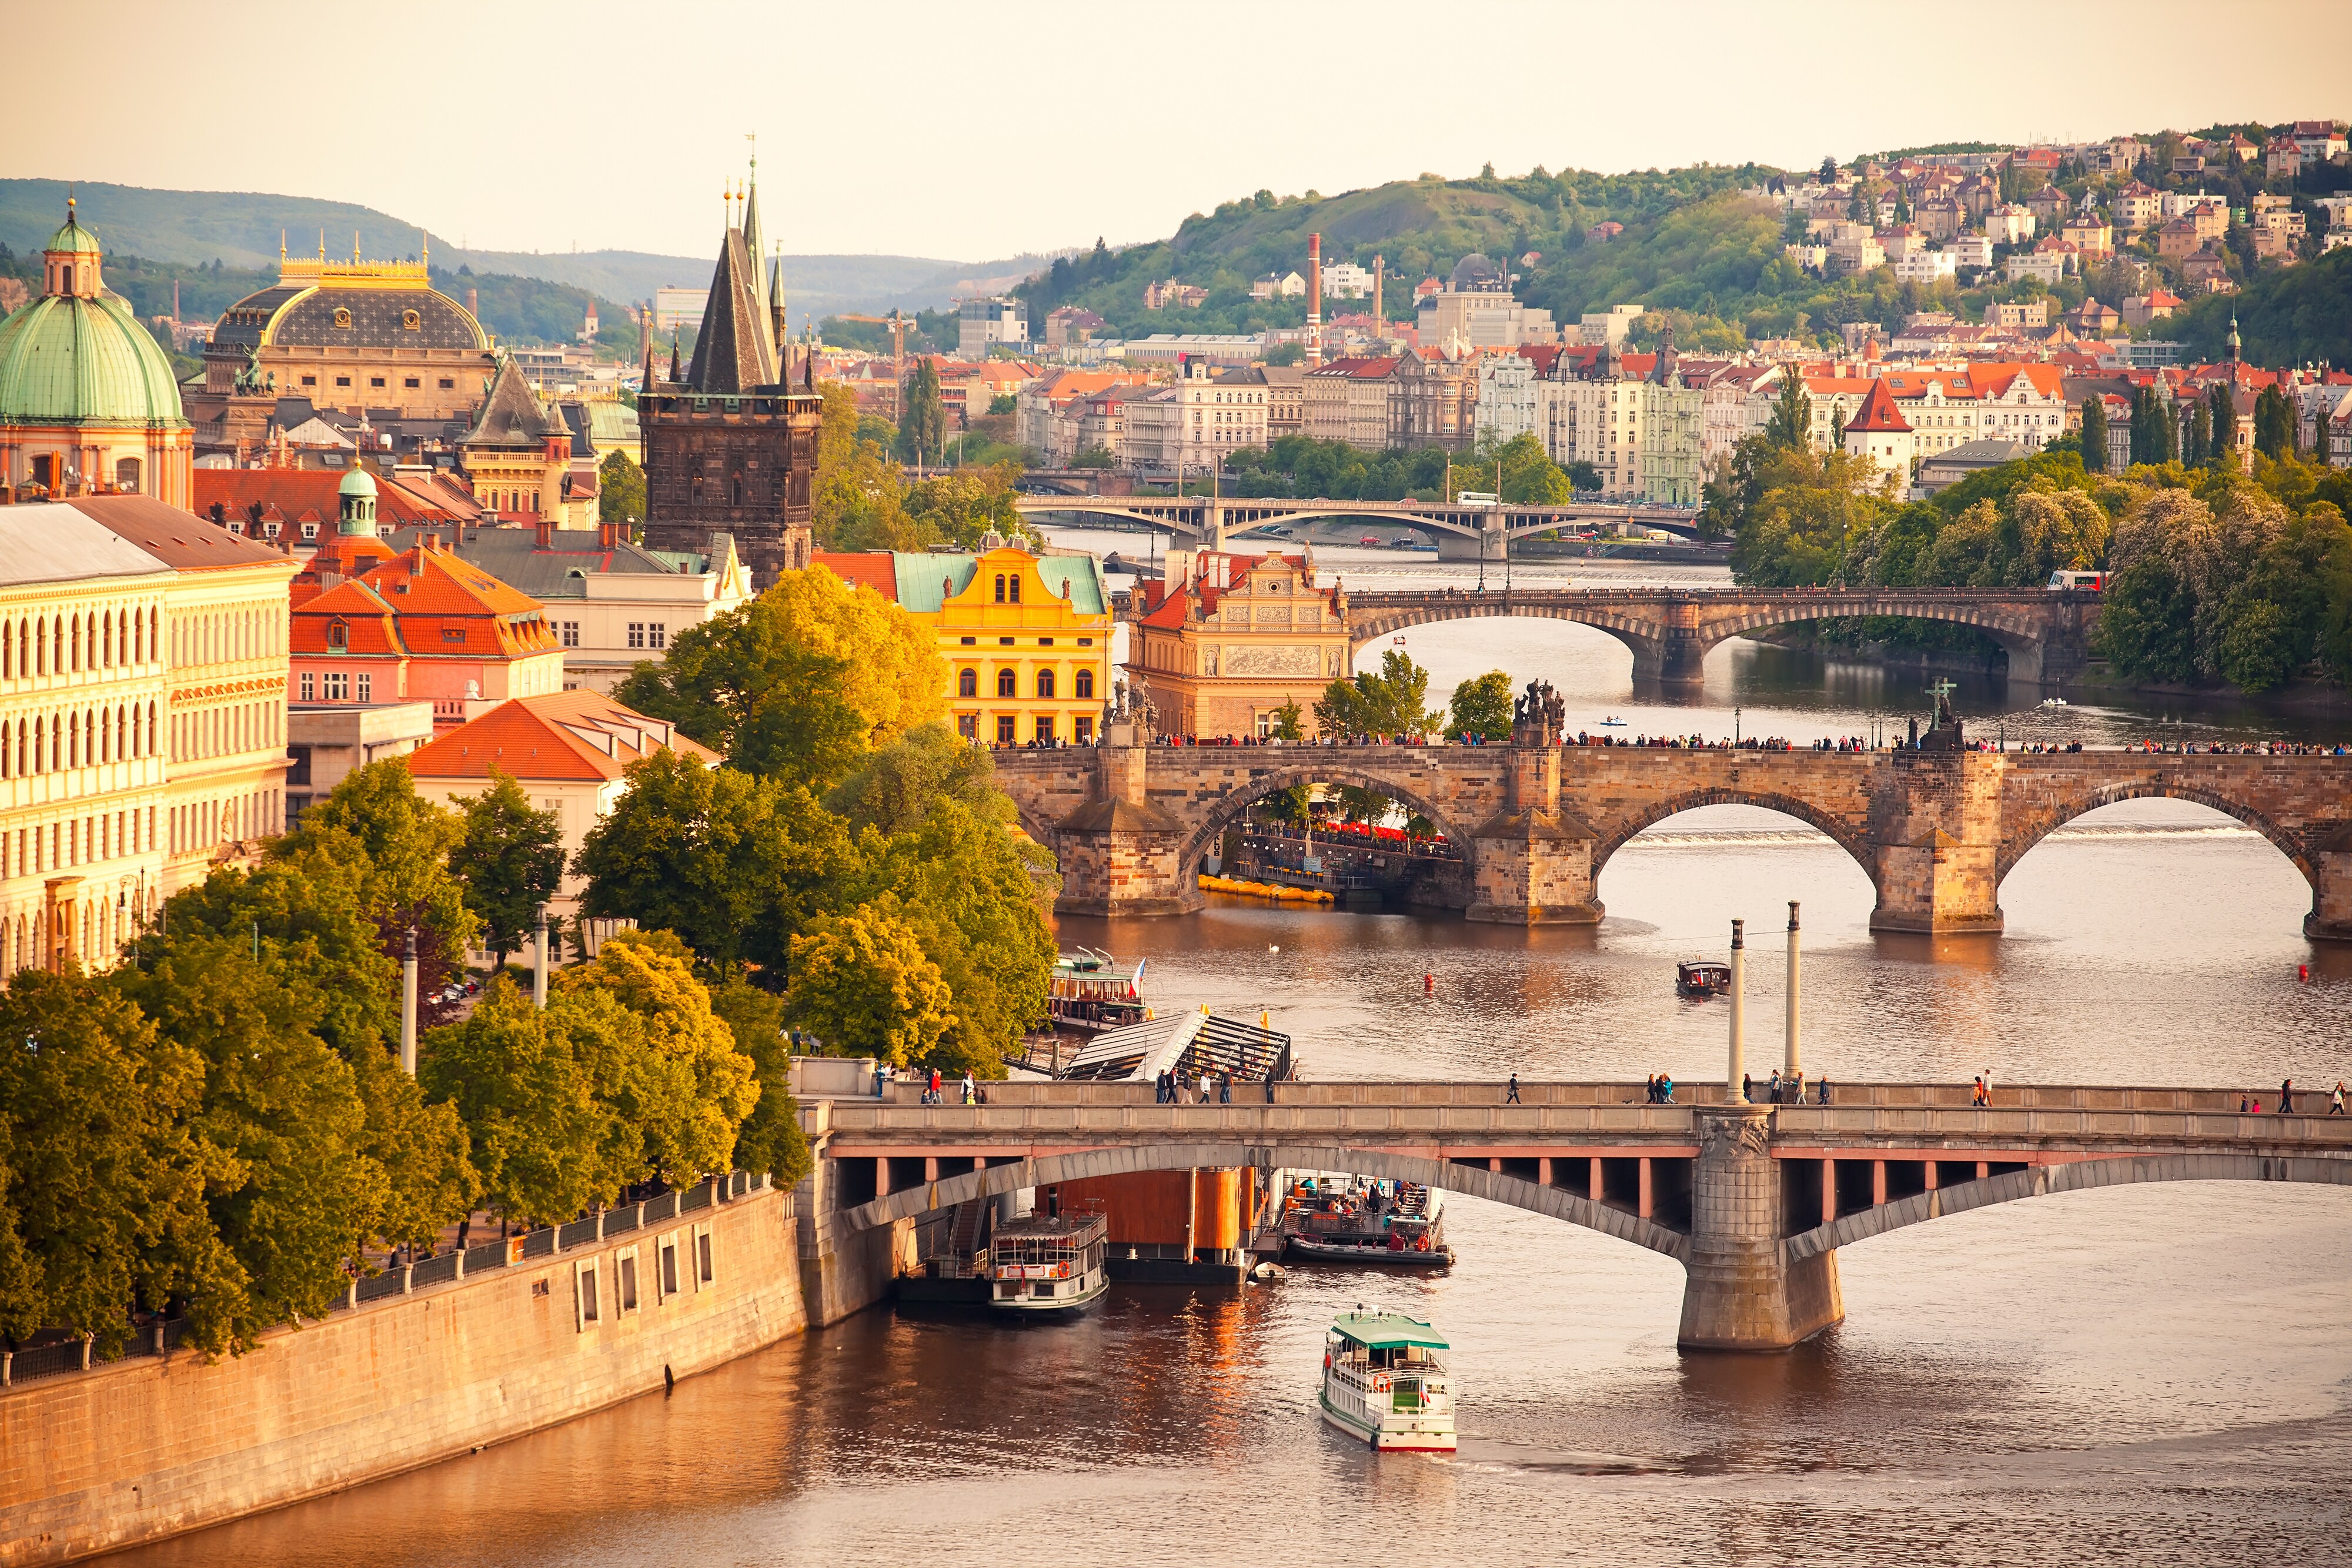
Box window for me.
[327,620,348,649]
[301,521,320,541]
[995,715,1015,745]
[1035,669,1056,699]
[1038,637,1054,646]
[560,621,579,648]
[998,636,1014,647]
[647,624,667,650]
[369,377,386,389]
[996,668,1017,698]
[442,628,465,645]
[1035,716,1055,743]
[356,673,372,703]
[1077,637,1094,647]
[1075,668,1094,700]
[1075,716,1094,744]
[439,379,455,390]
[300,375,316,387]
[1007,577,1021,604]
[335,376,352,387]
[993,574,1006,603]
[957,713,977,740]
[299,671,315,701]
[576,1261,600,1329]
[627,623,646,649]
[617,1249,640,1313]
[957,668,977,698]
[958,636,976,646]
[323,673,349,701]
[696,1226,714,1286]
[404,377,420,389]
[659,1237,680,1300]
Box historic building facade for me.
[1125,548,1350,740]
[639,176,822,587]
[0,200,194,509]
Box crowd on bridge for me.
[2129,740,2351,756]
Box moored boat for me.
[987,1209,1109,1315]
[1282,1176,1454,1266]
[1047,948,1147,1035]
[1318,1310,1456,1452]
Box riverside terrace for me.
[805,1079,2352,1352]
[988,737,2352,937]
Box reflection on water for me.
[102,539,2352,1568]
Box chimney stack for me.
[1307,233,1324,368]
[533,902,550,1008]
[467,286,478,318]
[599,517,620,551]
[534,516,554,550]
[1372,254,1384,330]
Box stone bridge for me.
[1340,585,2102,685]
[992,739,2352,938]
[1011,493,1699,557]
[798,1078,2352,1350]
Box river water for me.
[113,540,2352,1568]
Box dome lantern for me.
[338,466,380,535]
[43,195,104,299]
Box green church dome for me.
[338,466,379,498]
[45,209,103,258]
[0,291,188,429]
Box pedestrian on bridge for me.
[1200,1070,1213,1104]
[2330,1081,2345,1115]
[1816,1075,1832,1105]
[2279,1078,2294,1114]
[1506,1074,1521,1105]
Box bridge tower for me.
[1866,751,2006,934]
[1465,690,1604,924]
[1052,714,1203,917]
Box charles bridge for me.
[799,1076,2352,1349]
[990,733,2352,940]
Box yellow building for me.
[814,543,1111,746]
[0,496,293,980]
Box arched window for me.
[993,574,1006,603]
[1075,668,1095,700]
[145,701,155,757]
[34,617,45,676]
[328,620,349,649]
[1035,668,1056,699]
[957,668,977,698]
[32,716,43,773]
[1007,576,1022,604]
[1,719,11,777]
[996,668,1017,698]
[67,711,78,770]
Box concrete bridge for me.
[797,1078,2352,1350]
[1339,585,2102,686]
[1011,493,1700,557]
[992,739,2352,939]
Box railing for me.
[2,1174,778,1392]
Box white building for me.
[1250,270,1306,300]
[2005,252,2068,286]
[1475,354,1539,445]
[1120,359,1268,476]
[957,296,1029,359]
[1894,250,1959,285]
[1575,305,1645,346]
[1321,262,1376,299]
[1949,235,1994,270]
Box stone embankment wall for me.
[0,1181,806,1567]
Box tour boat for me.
[1318,1310,1457,1452]
[1282,1177,1454,1266]
[987,1209,1109,1316]
[1046,949,1147,1035]
[1676,959,1732,997]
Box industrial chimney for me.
[1307,233,1324,368]
[1372,254,1384,332]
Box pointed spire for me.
[669,330,681,383]
[642,323,659,392]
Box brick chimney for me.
[599,518,620,551]
[535,517,554,550]
[1307,232,1324,368]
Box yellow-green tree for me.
[706,975,814,1188]
[559,931,759,1182]
[786,900,956,1068]
[1445,670,1515,740]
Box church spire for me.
[2226,312,2241,363]
[669,330,681,383]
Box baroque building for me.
[0,199,194,509]
[1126,548,1350,740]
[639,172,822,587]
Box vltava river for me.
[112,541,2351,1568]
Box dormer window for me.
[327,620,349,649]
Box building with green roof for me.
[0,197,193,509]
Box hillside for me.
[2169,248,2352,366]
[0,179,984,323]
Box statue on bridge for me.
[1512,679,1565,746]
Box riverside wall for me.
[0,1182,806,1566]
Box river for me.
[110,539,2352,1568]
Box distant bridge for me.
[802,1078,2352,1350]
[1011,493,1701,557]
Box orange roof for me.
[290,580,407,657]
[1844,377,1912,434]
[811,551,898,599]
[405,690,721,784]
[194,469,471,530]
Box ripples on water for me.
[106,542,2352,1568]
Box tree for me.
[616,567,944,791]
[597,449,646,524]
[2209,385,2239,469]
[2185,400,2211,467]
[2253,383,2298,460]
[1819,156,1839,184]
[0,972,235,1355]
[574,750,859,975]
[1445,670,1514,740]
[2093,556,2199,683]
[786,900,956,1068]
[1763,372,1813,451]
[1314,648,1439,738]
[825,721,1003,837]
[2080,396,2109,475]
[896,360,947,466]
[557,931,759,1183]
[445,769,565,968]
[705,975,813,1188]
[421,977,625,1226]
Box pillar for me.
[1589,1157,1602,1203]
[2307,826,2352,941]
[1868,751,2006,934]
[1053,720,1201,917]
[1821,1158,1835,1224]
[1466,744,1602,924]
[1538,1156,1553,1188]
[1872,1160,1887,1206]
[399,927,418,1075]
[1677,1106,1844,1352]
[1638,1157,1653,1219]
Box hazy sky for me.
[10,1,2348,263]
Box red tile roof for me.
[811,551,898,599]
[1844,377,1912,434]
[406,690,720,784]
[193,469,471,531]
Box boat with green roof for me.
[1317,1309,1456,1452]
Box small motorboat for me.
[2039,697,2070,708]
[1598,716,1628,727]
[1319,1310,1456,1452]
[1676,960,1732,997]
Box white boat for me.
[1598,716,1628,727]
[1319,1310,1456,1452]
[987,1209,1109,1316]
[1282,1177,1454,1266]
[2039,697,2070,708]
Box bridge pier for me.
[1678,1106,1843,1352]
[1465,742,1604,925]
[1435,527,1508,564]
[1866,752,2005,935]
[2307,830,2352,941]
[1053,723,1203,917]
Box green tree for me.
[1762,372,1813,451]
[275,761,478,1007]
[2208,385,2239,469]
[1445,670,1515,740]
[616,567,945,791]
[597,449,646,524]
[1314,649,1439,738]
[0,972,235,1354]
[2253,383,2298,460]
[826,721,1001,837]
[573,750,858,976]
[1263,700,1310,823]
[896,360,947,465]
[705,975,813,1189]
[445,769,565,968]
[558,931,759,1183]
[2079,396,2109,475]
[786,900,956,1067]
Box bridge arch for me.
[1344,601,1669,666]
[830,1140,1692,1262]
[1590,790,1879,883]
[1997,781,2313,884]
[1785,1153,2351,1264]
[1172,761,1478,877]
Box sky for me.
[8,1,2349,265]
